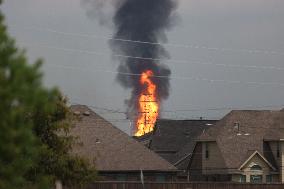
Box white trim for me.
[238,151,276,171]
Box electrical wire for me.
[18,41,284,72]
[44,63,284,87]
[10,25,284,56]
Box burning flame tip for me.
[134,70,159,137]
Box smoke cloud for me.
[82,0,178,121]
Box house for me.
[69,105,177,181]
[133,131,153,147]
[135,119,217,180]
[188,110,284,183]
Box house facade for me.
[135,119,217,181]
[69,105,177,182]
[188,110,284,183]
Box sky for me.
[2,0,284,134]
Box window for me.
[205,143,209,159]
[116,174,127,181]
[250,165,262,171]
[266,175,273,183]
[277,142,280,158]
[234,122,240,130]
[240,175,246,183]
[156,174,166,182]
[250,175,262,183]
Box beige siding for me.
[231,175,242,182]
[202,142,226,174]
[269,142,280,167]
[189,143,204,181]
[281,141,284,182]
[241,153,276,183]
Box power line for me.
[161,104,284,112]
[11,25,284,56]
[21,42,284,71]
[72,101,284,118]
[45,63,284,87]
[87,104,284,114]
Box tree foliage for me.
[0,1,96,188]
[29,96,97,187]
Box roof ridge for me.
[70,104,177,171]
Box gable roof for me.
[198,110,284,170]
[133,132,153,147]
[69,105,176,172]
[149,119,217,169]
[239,151,276,171]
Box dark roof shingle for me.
[70,105,176,172]
[149,119,217,168]
[199,110,284,170]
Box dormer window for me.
[251,164,262,171]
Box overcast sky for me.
[2,0,284,134]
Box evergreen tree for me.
[29,95,97,187]
[0,3,50,188]
[0,1,96,188]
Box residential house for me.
[135,119,217,180]
[188,110,284,183]
[69,105,177,182]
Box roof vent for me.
[95,139,101,144]
[234,122,239,127]
[234,122,240,131]
[83,111,90,116]
[73,111,81,116]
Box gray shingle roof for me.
[69,105,177,172]
[149,119,217,169]
[198,110,284,170]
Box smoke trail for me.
[111,0,178,119]
[81,0,121,26]
[82,0,178,130]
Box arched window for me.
[251,165,262,171]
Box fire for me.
[135,70,159,136]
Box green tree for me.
[0,1,96,188]
[0,3,50,188]
[29,95,97,187]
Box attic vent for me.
[83,111,90,116]
[73,111,81,116]
[234,122,240,128]
[234,122,240,131]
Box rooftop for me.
[69,105,177,172]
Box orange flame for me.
[135,70,159,136]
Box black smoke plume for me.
[83,0,178,122]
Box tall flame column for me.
[135,70,159,136]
